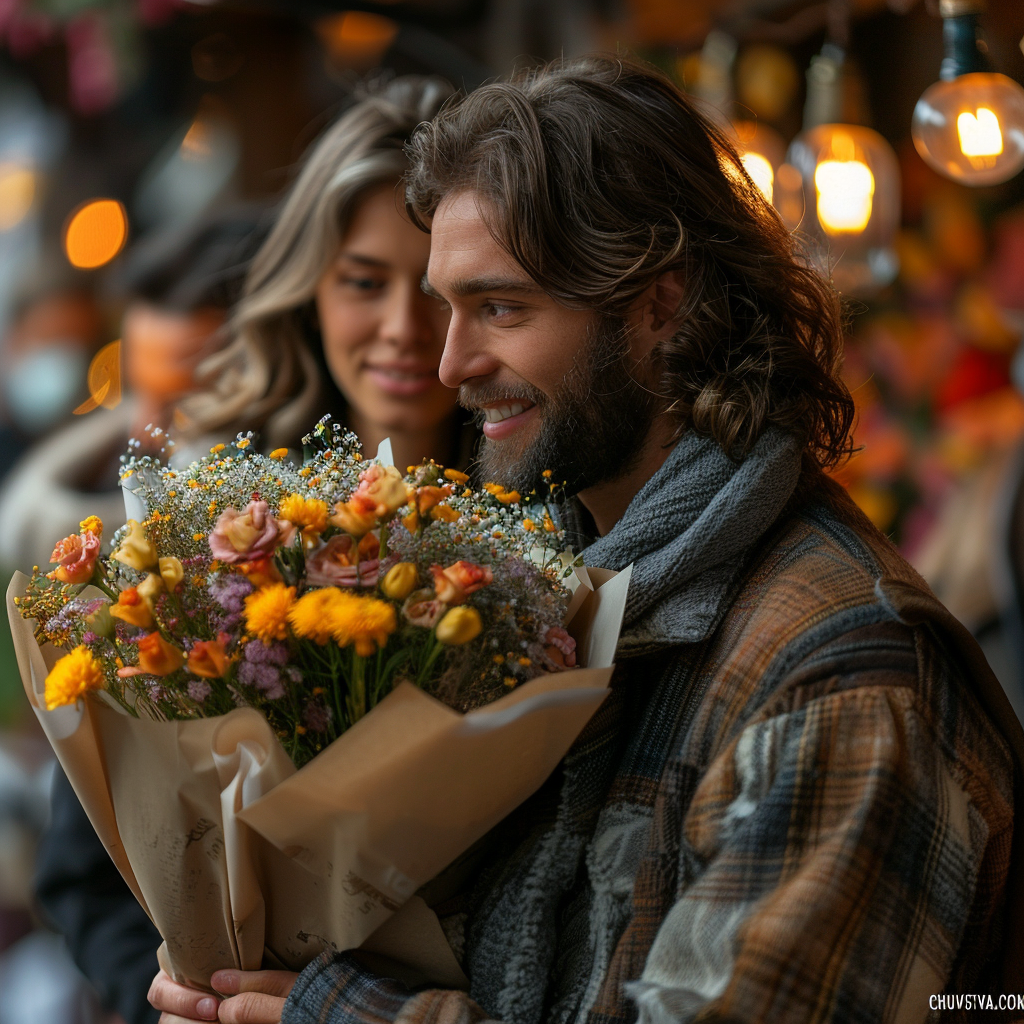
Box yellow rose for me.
[159,556,184,591]
[381,562,418,601]
[357,465,412,517]
[331,501,380,538]
[112,520,158,571]
[435,606,483,645]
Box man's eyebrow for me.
[421,275,543,299]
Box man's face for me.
[426,192,658,496]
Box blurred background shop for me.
[0,0,1022,1020]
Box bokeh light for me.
[63,198,128,269]
[73,339,122,414]
[0,162,36,231]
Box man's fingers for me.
[212,969,298,999]
[217,992,287,1023]
[160,1016,212,1024]
[149,969,220,1021]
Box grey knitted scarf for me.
[577,426,804,655]
[466,427,804,1024]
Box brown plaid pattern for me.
[282,483,1024,1024]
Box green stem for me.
[347,651,366,723]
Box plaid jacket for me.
[282,479,1024,1024]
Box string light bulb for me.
[730,120,787,204]
[785,46,900,294]
[911,0,1024,186]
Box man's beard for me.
[463,317,660,499]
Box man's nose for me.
[438,313,499,388]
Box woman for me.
[181,75,469,472]
[40,77,465,1024]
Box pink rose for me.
[306,535,379,588]
[402,588,446,628]
[542,626,577,670]
[209,500,287,564]
[49,530,101,585]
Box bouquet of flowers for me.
[8,420,628,990]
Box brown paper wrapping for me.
[7,563,630,992]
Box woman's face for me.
[315,183,455,438]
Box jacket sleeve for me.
[626,683,1012,1024]
[34,766,162,1024]
[282,952,497,1024]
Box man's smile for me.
[478,400,540,439]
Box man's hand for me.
[148,968,299,1023]
[210,969,299,1023]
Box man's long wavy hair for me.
[406,55,855,469]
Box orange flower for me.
[137,632,185,676]
[110,587,154,629]
[430,504,459,523]
[429,560,493,605]
[238,557,282,588]
[188,636,229,678]
[414,485,452,515]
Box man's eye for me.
[485,303,519,320]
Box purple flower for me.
[209,573,254,630]
[188,679,212,702]
[303,700,333,733]
[238,640,286,698]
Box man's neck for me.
[577,414,678,536]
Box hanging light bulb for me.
[730,120,787,204]
[784,45,900,294]
[911,1,1024,186]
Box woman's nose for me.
[381,282,436,349]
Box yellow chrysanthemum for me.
[496,490,521,504]
[269,448,288,460]
[289,587,354,645]
[244,584,296,644]
[278,493,329,533]
[443,468,469,484]
[332,595,396,656]
[44,646,105,710]
[79,515,103,536]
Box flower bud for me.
[159,556,184,591]
[436,606,483,646]
[381,562,418,601]
[137,572,165,610]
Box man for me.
[150,56,1024,1024]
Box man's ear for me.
[629,269,686,360]
[649,270,686,332]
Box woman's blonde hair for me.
[181,76,454,449]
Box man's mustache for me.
[458,381,547,415]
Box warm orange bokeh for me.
[64,199,128,269]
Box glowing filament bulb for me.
[740,152,774,202]
[956,107,1003,168]
[814,143,874,235]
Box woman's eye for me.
[341,276,384,292]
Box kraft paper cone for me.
[8,562,630,992]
